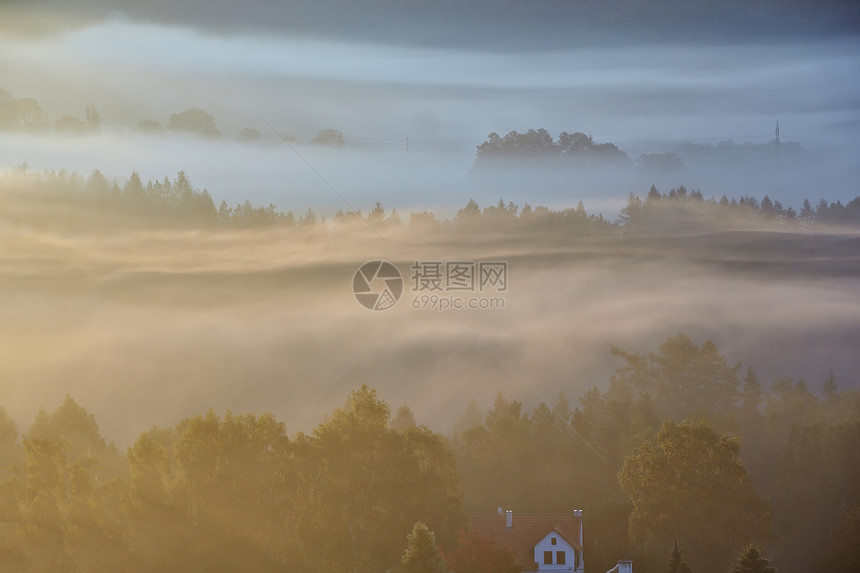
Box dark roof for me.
[469,514,582,571]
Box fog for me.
[1,5,859,445]
[2,20,860,217]
[1,215,858,446]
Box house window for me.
[557,551,566,565]
[551,537,557,545]
[544,551,553,565]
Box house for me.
[469,509,584,572]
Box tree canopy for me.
[618,420,771,573]
[475,128,630,167]
[167,108,221,138]
[400,522,448,573]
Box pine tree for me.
[729,544,775,573]
[823,371,837,400]
[390,405,417,432]
[123,170,144,198]
[760,195,774,217]
[799,198,815,232]
[741,367,762,416]
[668,539,692,573]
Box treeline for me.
[3,167,860,234]
[620,184,860,230]
[0,88,101,135]
[0,334,857,572]
[0,387,466,572]
[0,87,344,144]
[0,167,614,233]
[0,167,304,230]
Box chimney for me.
[505,509,512,529]
[574,509,584,572]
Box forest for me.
[1,167,858,573]
[3,166,860,233]
[0,332,857,572]
[3,0,858,571]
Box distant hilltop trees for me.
[474,128,631,167]
[310,128,345,147]
[166,107,222,138]
[0,86,347,144]
[1,87,101,135]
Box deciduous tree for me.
[401,522,447,573]
[618,420,771,573]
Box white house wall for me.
[533,531,581,572]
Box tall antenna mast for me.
[775,120,780,148]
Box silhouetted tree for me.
[167,108,221,138]
[368,201,386,226]
[668,539,692,573]
[729,544,775,573]
[455,199,481,227]
[310,128,345,147]
[391,405,417,432]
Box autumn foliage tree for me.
[400,522,447,573]
[288,385,464,572]
[618,420,771,573]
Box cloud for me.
[2,0,858,48]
